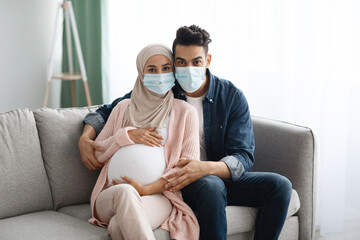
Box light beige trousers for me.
[95,184,172,240]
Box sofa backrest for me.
[251,116,316,240]
[33,107,100,210]
[0,109,53,219]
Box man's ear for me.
[206,54,212,68]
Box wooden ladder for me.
[43,1,91,108]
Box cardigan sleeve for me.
[94,103,136,164]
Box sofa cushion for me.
[0,211,109,240]
[33,107,101,209]
[278,216,299,240]
[58,203,91,221]
[227,216,299,240]
[153,229,171,240]
[57,189,300,238]
[57,204,172,239]
[0,109,53,219]
[227,189,300,234]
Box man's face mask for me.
[175,66,206,93]
[143,72,175,95]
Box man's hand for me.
[128,128,163,147]
[78,135,104,170]
[164,158,207,191]
[112,176,148,196]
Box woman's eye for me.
[149,69,156,73]
[163,67,170,71]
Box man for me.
[79,25,292,240]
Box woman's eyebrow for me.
[146,65,157,68]
[161,63,171,67]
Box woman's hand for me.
[112,176,149,196]
[112,176,169,196]
[128,128,163,147]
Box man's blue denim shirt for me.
[84,69,255,181]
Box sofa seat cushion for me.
[278,216,299,240]
[227,216,299,240]
[0,211,109,240]
[227,189,300,234]
[58,203,92,221]
[57,189,299,238]
[0,109,52,219]
[57,204,171,239]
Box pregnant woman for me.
[88,44,200,240]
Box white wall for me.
[0,0,62,113]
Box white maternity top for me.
[107,116,169,186]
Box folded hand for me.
[112,176,148,196]
[128,128,163,147]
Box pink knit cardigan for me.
[89,99,200,240]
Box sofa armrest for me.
[251,116,316,240]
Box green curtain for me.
[61,0,102,107]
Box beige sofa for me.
[0,107,315,240]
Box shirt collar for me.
[205,68,215,103]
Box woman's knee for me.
[142,194,172,230]
[111,184,140,202]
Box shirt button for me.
[209,99,213,103]
[220,125,223,129]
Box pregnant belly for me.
[107,144,166,186]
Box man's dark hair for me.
[172,25,212,55]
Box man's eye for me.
[194,61,201,65]
[177,61,184,65]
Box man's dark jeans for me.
[181,172,292,240]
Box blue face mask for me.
[175,66,206,93]
[143,72,175,95]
